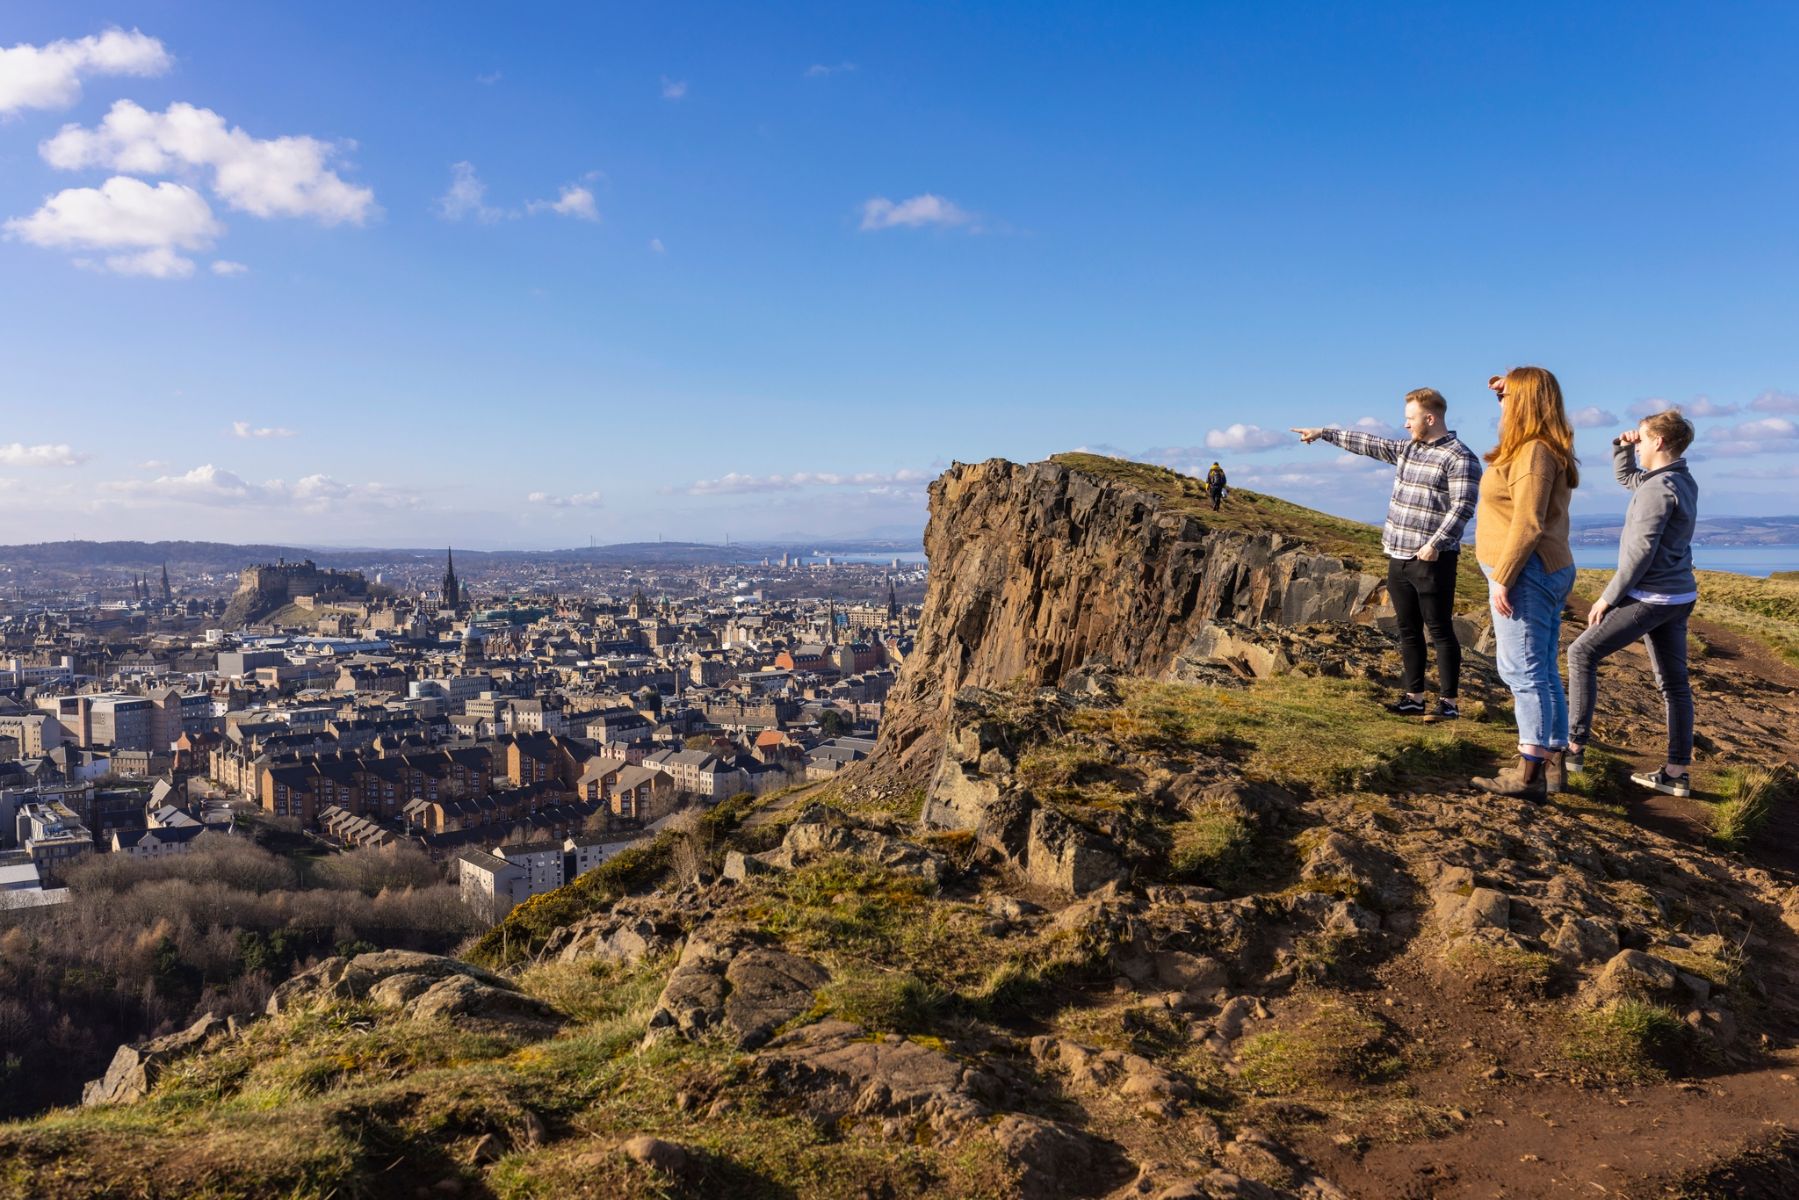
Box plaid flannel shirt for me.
[1322,428,1482,559]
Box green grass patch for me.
[1708,764,1793,851]
[1654,935,1748,993]
[1577,567,1799,667]
[1441,939,1559,998]
[1072,674,1514,794]
[1560,999,1691,1084]
[813,970,949,1035]
[1235,998,1403,1096]
[1168,795,1258,886]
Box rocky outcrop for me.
[267,949,561,1032]
[82,1013,228,1106]
[723,803,947,884]
[877,457,1389,776]
[643,932,830,1050]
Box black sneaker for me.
[1564,746,1585,774]
[1385,696,1427,716]
[1424,699,1459,723]
[1631,768,1692,798]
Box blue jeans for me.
[1481,557,1576,751]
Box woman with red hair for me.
[1471,366,1580,801]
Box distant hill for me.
[1569,514,1799,546]
[0,537,923,574]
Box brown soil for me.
[1283,605,1799,1200]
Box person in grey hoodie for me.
[1565,408,1699,797]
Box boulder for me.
[643,933,829,1050]
[1587,949,1682,1004]
[404,973,563,1031]
[755,1018,994,1134]
[1025,807,1127,895]
[1299,832,1413,913]
[989,1113,1107,1200]
[82,1012,227,1106]
[1547,915,1620,964]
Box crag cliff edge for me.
[4,454,1797,1200]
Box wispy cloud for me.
[435,161,507,223]
[859,193,975,232]
[232,421,295,439]
[0,442,89,467]
[102,464,419,511]
[805,62,857,78]
[1702,416,1799,458]
[1750,390,1799,414]
[648,237,665,254]
[210,259,249,276]
[525,184,599,221]
[684,468,929,496]
[474,70,502,85]
[1629,395,1739,420]
[1205,423,1289,453]
[0,28,171,116]
[1570,406,1619,429]
[527,490,603,508]
[660,76,688,100]
[440,164,602,224]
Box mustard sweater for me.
[1474,440,1574,587]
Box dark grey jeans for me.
[1567,596,1696,766]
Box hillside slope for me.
[4,454,1796,1200]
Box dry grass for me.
[1575,567,1799,667]
[1708,764,1794,850]
[1071,674,1512,793]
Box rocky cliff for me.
[877,454,1393,777]
[9,455,1799,1200]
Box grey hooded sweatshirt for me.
[1598,441,1698,607]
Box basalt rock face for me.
[876,457,1388,778]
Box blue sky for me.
[3,2,1796,548]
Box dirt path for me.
[741,778,834,831]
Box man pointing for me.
[1293,388,1481,720]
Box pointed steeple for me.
[160,562,172,602]
[886,575,898,622]
[442,548,460,608]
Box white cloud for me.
[474,70,502,85]
[42,100,376,225]
[1750,390,1799,414]
[0,28,170,117]
[0,442,88,467]
[435,161,506,223]
[526,184,598,221]
[210,259,248,275]
[648,237,665,254]
[1701,416,1799,458]
[1204,423,1289,453]
[6,176,219,251]
[137,459,168,470]
[88,246,195,278]
[102,464,418,511]
[685,468,929,496]
[5,176,220,276]
[859,193,975,231]
[1570,405,1619,429]
[805,62,857,77]
[1629,395,1738,420]
[232,421,296,439]
[660,76,688,100]
[527,490,603,508]
[1328,416,1404,439]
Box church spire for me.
[442,547,460,608]
[160,562,172,603]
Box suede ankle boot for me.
[1473,755,1548,802]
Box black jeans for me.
[1209,485,1224,510]
[1567,597,1695,766]
[1387,553,1462,698]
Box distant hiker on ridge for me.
[1565,409,1699,798]
[1469,366,1580,802]
[1292,388,1481,722]
[1206,462,1228,511]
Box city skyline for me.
[4,3,1798,548]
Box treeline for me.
[0,834,477,1117]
